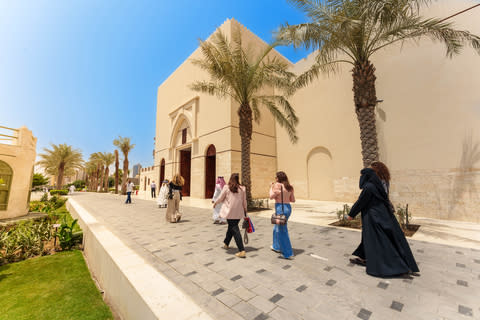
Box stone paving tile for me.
[73,193,480,320]
[232,301,263,320]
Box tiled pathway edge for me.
[67,198,213,320]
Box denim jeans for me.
[272,203,293,258]
[125,192,132,203]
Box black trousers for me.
[151,188,156,198]
[224,219,244,252]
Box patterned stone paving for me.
[73,193,480,320]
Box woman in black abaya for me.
[347,161,419,277]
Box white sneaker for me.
[270,246,281,253]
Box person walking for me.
[212,176,227,224]
[269,171,295,259]
[150,180,157,198]
[157,180,169,208]
[125,179,135,204]
[166,174,184,223]
[347,161,419,277]
[214,173,247,258]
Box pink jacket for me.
[216,185,247,220]
[269,182,295,204]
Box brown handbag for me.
[271,185,287,225]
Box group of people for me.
[130,160,419,277]
[211,161,419,277]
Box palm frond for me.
[255,95,298,143]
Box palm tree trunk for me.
[57,163,65,189]
[122,157,128,195]
[99,165,105,192]
[352,60,379,167]
[238,103,253,206]
[104,167,109,192]
[114,150,119,194]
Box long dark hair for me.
[276,171,293,192]
[370,161,390,183]
[228,173,241,193]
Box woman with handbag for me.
[166,174,184,223]
[213,173,247,258]
[270,171,295,259]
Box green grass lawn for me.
[0,251,113,320]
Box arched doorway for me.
[180,149,191,196]
[0,161,13,211]
[307,147,334,200]
[159,158,165,184]
[205,145,216,198]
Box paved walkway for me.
[73,193,480,320]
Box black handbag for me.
[271,185,287,225]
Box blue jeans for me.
[126,192,132,203]
[272,203,293,258]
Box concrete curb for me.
[67,198,213,320]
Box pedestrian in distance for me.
[166,174,184,223]
[157,179,169,208]
[150,180,157,198]
[125,179,135,204]
[212,176,227,224]
[214,173,247,258]
[269,171,295,260]
[348,161,419,277]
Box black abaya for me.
[349,168,419,277]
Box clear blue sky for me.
[0,0,312,168]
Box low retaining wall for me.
[67,198,212,320]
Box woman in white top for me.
[212,176,226,224]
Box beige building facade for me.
[142,0,480,222]
[0,126,37,219]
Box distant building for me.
[132,163,142,178]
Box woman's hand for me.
[213,202,217,208]
[347,216,353,221]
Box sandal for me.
[349,257,366,266]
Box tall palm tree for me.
[85,160,98,191]
[190,27,303,204]
[114,150,119,194]
[279,0,480,166]
[37,144,83,188]
[101,152,115,192]
[88,153,103,192]
[113,136,135,195]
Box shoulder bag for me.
[271,185,287,225]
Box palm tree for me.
[85,160,98,191]
[88,153,103,192]
[279,0,480,166]
[113,136,135,195]
[114,150,119,194]
[37,144,83,188]
[101,152,115,192]
[190,27,303,204]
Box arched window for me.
[0,161,13,211]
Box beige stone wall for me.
[276,0,480,221]
[0,126,37,219]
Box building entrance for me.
[205,145,216,198]
[180,149,191,196]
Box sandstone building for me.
[141,1,480,222]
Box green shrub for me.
[57,218,82,251]
[40,192,49,202]
[49,195,67,209]
[50,190,68,196]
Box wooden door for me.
[159,159,165,183]
[205,145,216,198]
[180,149,191,196]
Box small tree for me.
[37,144,83,188]
[32,173,49,188]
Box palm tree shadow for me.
[448,132,480,218]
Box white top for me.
[126,182,135,192]
[151,182,156,189]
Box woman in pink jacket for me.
[213,173,247,258]
[270,171,295,259]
